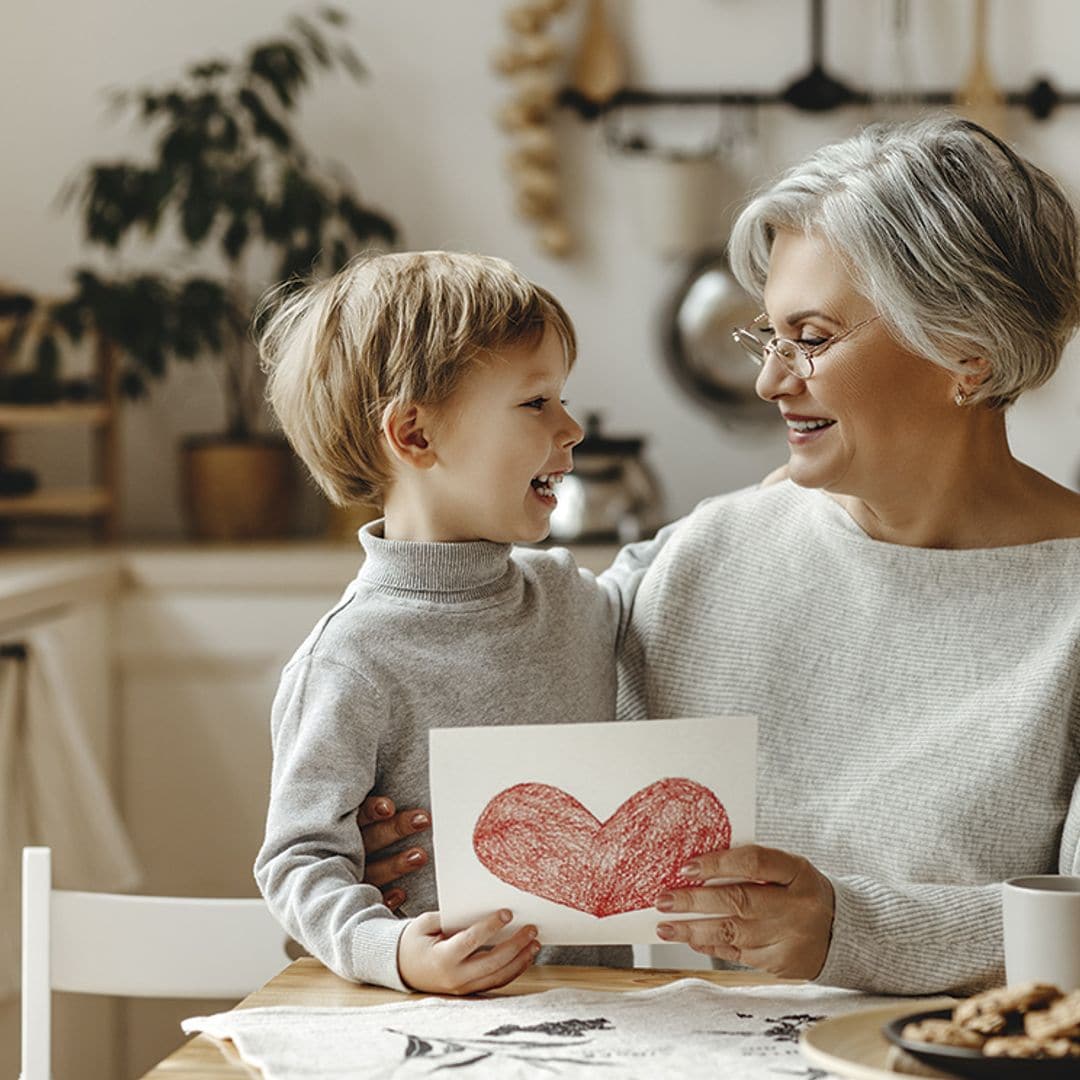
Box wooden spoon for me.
[956,0,1007,136]
[571,0,625,105]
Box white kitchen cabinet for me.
[0,594,119,1080]
[114,549,356,1077]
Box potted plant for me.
[58,7,396,539]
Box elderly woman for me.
[361,114,1080,995]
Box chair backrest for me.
[21,846,291,1080]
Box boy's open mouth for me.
[530,472,565,501]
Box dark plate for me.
[883,1008,1080,1078]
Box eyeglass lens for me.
[733,329,812,378]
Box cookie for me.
[954,981,1062,1034]
[983,1034,1080,1059]
[1024,990,1080,1041]
[902,1017,986,1049]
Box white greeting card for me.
[429,716,757,944]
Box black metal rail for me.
[560,0,1078,122]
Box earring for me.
[954,385,968,406]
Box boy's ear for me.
[382,404,437,470]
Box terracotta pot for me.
[181,436,295,540]
[324,500,381,542]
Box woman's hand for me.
[398,909,540,994]
[357,796,431,910]
[654,844,835,980]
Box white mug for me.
[1002,875,1080,991]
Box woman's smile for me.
[783,412,836,444]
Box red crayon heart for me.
[472,777,731,918]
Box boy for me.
[254,252,633,994]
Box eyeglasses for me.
[731,312,882,379]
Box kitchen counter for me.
[0,551,122,629]
[0,540,623,625]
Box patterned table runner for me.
[184,977,908,1079]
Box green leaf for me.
[180,175,217,244]
[222,215,249,260]
[162,91,189,118]
[237,88,291,150]
[160,123,203,170]
[248,42,307,110]
[189,59,229,81]
[337,43,366,81]
[277,242,322,281]
[282,167,327,234]
[119,370,148,399]
[220,159,258,213]
[35,335,60,379]
[48,298,88,343]
[319,7,347,27]
[290,16,331,67]
[81,164,162,247]
[4,318,30,363]
[177,277,231,353]
[338,194,396,245]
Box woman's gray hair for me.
[728,114,1080,407]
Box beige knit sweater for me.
[608,480,1080,995]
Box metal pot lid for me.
[576,412,645,456]
[664,249,773,416]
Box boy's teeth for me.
[532,473,564,487]
[531,472,564,498]
[786,418,834,432]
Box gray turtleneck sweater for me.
[255,522,635,990]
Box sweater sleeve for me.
[817,876,1004,995]
[600,515,688,659]
[820,769,1080,996]
[254,655,409,991]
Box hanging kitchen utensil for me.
[571,0,625,106]
[663,250,774,420]
[957,0,1007,136]
[868,0,918,119]
[491,2,575,257]
[780,0,856,112]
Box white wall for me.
[5,0,1080,538]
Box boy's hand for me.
[398,909,540,995]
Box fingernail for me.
[500,909,512,924]
[384,890,404,908]
[375,799,392,817]
[655,894,674,912]
[679,863,699,877]
[656,923,675,940]
[530,942,541,955]
[526,926,538,940]
[411,812,430,828]
[405,849,425,866]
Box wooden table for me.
[141,960,796,1078]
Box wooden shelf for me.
[0,333,119,541]
[0,486,113,518]
[0,403,111,429]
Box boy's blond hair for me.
[257,251,577,506]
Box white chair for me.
[20,846,292,1080]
